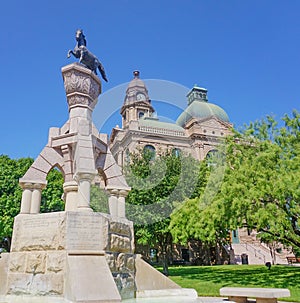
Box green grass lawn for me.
[157,265,300,302]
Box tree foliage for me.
[0,156,33,239]
[170,110,300,253]
[225,111,300,249]
[170,156,229,248]
[124,149,200,273]
[40,168,64,213]
[0,156,65,248]
[90,184,109,213]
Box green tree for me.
[0,156,33,249]
[90,184,109,213]
[125,149,200,274]
[170,110,300,260]
[221,111,300,250]
[40,168,64,213]
[0,156,65,250]
[170,156,229,264]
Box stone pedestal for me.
[3,212,135,302]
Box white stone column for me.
[193,143,204,161]
[30,184,44,214]
[108,189,118,217]
[199,143,205,160]
[118,190,129,218]
[63,181,78,211]
[75,173,94,211]
[20,183,33,214]
[118,150,124,167]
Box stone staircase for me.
[231,229,290,265]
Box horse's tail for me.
[98,62,108,82]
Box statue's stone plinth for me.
[4,211,135,302]
[62,62,101,112]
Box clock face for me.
[136,93,146,101]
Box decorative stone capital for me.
[118,189,129,198]
[106,188,119,196]
[19,182,34,190]
[62,63,101,112]
[36,183,45,189]
[105,188,131,198]
[74,171,97,183]
[19,181,47,190]
[63,181,78,193]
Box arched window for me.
[206,149,225,166]
[206,149,218,159]
[172,148,181,157]
[138,111,145,119]
[143,144,156,160]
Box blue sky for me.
[1,1,299,159]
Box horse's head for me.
[76,29,84,40]
[75,29,87,47]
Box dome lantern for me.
[187,85,208,105]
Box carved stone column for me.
[20,183,33,214]
[30,184,45,214]
[118,148,124,167]
[118,190,129,218]
[107,189,119,217]
[193,142,204,161]
[61,145,74,183]
[20,182,46,214]
[199,143,205,160]
[74,173,95,211]
[63,181,78,211]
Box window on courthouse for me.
[172,148,181,157]
[143,144,156,160]
[206,149,225,166]
[138,111,145,119]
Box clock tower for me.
[120,71,154,128]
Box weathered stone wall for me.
[0,253,9,295]
[7,250,66,295]
[105,219,135,299]
[5,212,135,300]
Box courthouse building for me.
[108,71,290,265]
[109,71,232,164]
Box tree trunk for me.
[269,243,276,265]
[162,251,169,276]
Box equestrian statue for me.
[67,29,108,82]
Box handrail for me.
[241,243,266,263]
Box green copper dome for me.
[176,86,230,127]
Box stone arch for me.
[95,150,129,190]
[205,149,219,159]
[19,146,65,214]
[20,146,65,185]
[205,148,225,166]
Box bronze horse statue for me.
[67,29,108,82]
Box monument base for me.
[1,211,135,303]
[0,211,195,302]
